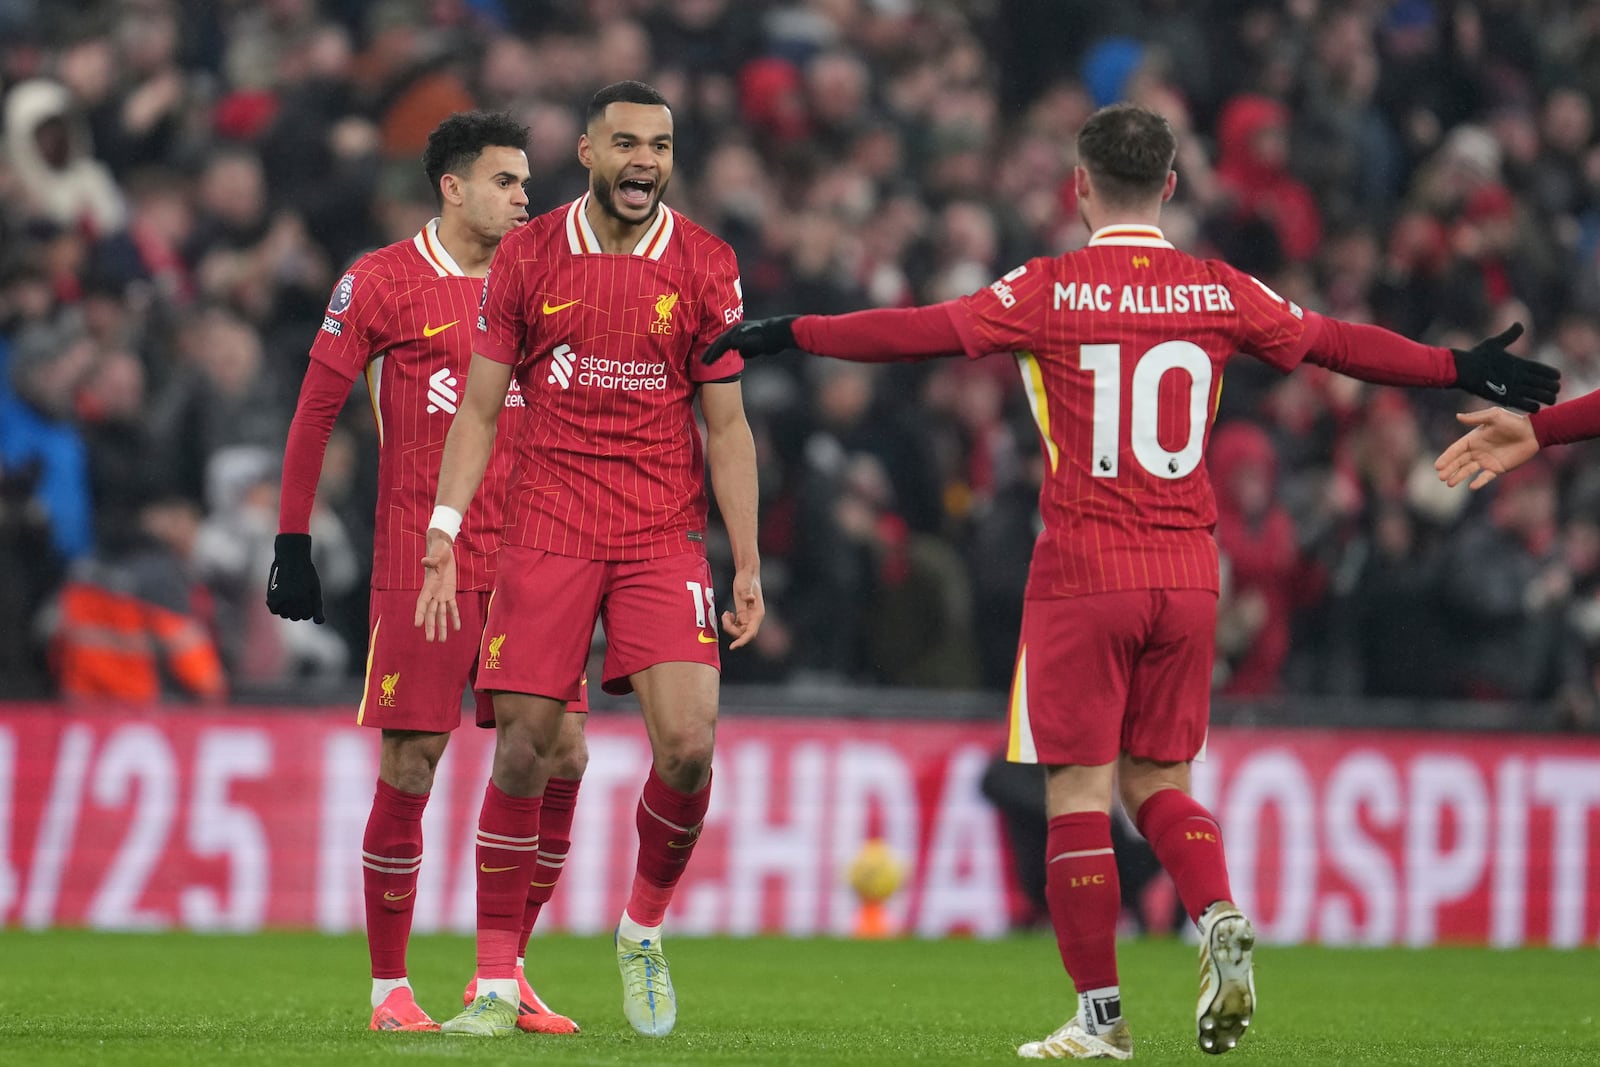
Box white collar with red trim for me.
[1086,224,1174,249]
[413,218,467,277]
[564,194,675,259]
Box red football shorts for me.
[358,589,589,731]
[480,546,721,698]
[1005,589,1217,766]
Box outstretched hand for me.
[1434,407,1540,490]
[413,529,460,642]
[701,315,798,366]
[1449,323,1560,412]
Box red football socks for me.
[1044,811,1121,993]
[362,779,429,980]
[520,775,580,946]
[1136,788,1234,925]
[474,781,542,978]
[625,767,711,927]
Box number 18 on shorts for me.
[480,546,723,698]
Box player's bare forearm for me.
[708,422,763,650]
[705,412,760,572]
[701,380,765,648]
[434,353,510,516]
[426,354,502,633]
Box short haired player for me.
[269,111,587,1034]
[707,103,1557,1059]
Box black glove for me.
[1451,323,1559,413]
[266,533,324,623]
[701,315,798,366]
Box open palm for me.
[1435,408,1539,490]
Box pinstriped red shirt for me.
[308,220,519,591]
[475,195,745,561]
[949,224,1320,599]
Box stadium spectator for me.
[152,304,288,507]
[1214,93,1322,264]
[1432,458,1586,702]
[837,451,979,689]
[1342,499,1452,699]
[1209,420,1318,697]
[49,493,225,703]
[86,0,189,178]
[197,448,358,684]
[0,456,59,699]
[2,318,95,561]
[2,77,126,235]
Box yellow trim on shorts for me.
[1006,643,1026,761]
[356,616,380,725]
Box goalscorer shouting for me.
[417,80,763,1040]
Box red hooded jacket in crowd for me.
[1215,94,1323,263]
[1209,421,1317,696]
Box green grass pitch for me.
[0,930,1595,1065]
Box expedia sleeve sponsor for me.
[987,263,1028,308]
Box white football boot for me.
[1017,1017,1133,1060]
[1195,902,1256,1055]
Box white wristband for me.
[428,505,463,541]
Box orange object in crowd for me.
[54,580,226,702]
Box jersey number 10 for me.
[1080,340,1213,480]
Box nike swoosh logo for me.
[1486,381,1507,396]
[530,880,557,888]
[423,320,459,337]
[382,889,414,901]
[667,839,697,849]
[697,632,719,644]
[479,863,518,873]
[269,571,279,591]
[542,298,581,315]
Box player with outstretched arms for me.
[415,81,764,1039]
[268,112,586,1035]
[707,103,1558,1059]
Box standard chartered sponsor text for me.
[579,354,668,391]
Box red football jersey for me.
[949,224,1319,599]
[309,220,521,591]
[475,195,745,560]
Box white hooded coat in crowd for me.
[4,77,126,235]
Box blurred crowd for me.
[4,0,1600,722]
